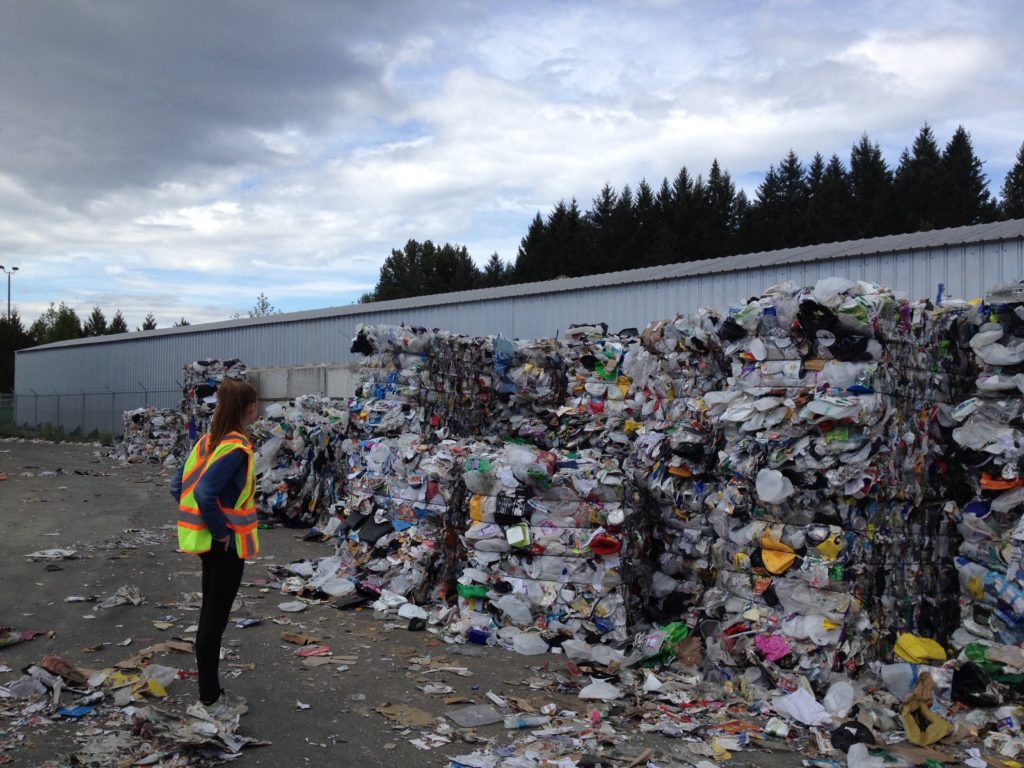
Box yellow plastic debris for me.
[815,534,842,561]
[759,534,797,575]
[894,632,947,664]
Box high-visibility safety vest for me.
[177,431,260,558]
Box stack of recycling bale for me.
[115,407,189,465]
[861,294,973,654]
[349,324,431,436]
[488,335,568,447]
[622,310,729,625]
[323,433,466,601]
[558,324,637,456]
[281,282,975,670]
[450,442,631,650]
[951,283,1024,647]
[182,358,248,441]
[419,332,494,436]
[251,395,350,526]
[688,279,968,686]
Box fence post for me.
[55,390,61,435]
[109,388,115,436]
[31,389,37,429]
[81,392,86,434]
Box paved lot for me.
[0,439,814,767]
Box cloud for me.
[0,1,472,203]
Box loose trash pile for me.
[112,407,188,465]
[251,395,350,527]
[111,359,248,465]
[182,358,249,442]
[0,642,260,765]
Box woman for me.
[171,379,260,708]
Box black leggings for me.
[196,544,244,704]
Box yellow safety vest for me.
[177,431,260,558]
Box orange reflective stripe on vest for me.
[179,434,212,498]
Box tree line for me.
[0,292,281,392]
[361,124,1024,301]
[0,305,170,392]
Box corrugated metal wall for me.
[14,237,1024,434]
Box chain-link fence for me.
[0,387,181,443]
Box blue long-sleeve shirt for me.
[170,448,247,541]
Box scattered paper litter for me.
[376,703,434,728]
[448,704,504,728]
[25,548,78,560]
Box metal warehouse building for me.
[14,218,1024,435]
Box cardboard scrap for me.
[114,640,193,670]
[302,657,334,668]
[508,696,537,713]
[40,655,92,686]
[281,632,323,646]
[376,703,435,728]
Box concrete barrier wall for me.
[248,363,362,411]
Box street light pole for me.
[0,265,18,321]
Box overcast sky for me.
[1,0,1021,328]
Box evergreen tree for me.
[733,190,751,251]
[806,153,826,200]
[942,125,997,226]
[173,317,191,327]
[1003,142,1024,220]
[696,159,739,258]
[587,183,620,273]
[849,133,894,236]
[107,310,128,335]
[545,199,589,277]
[0,310,30,392]
[892,124,948,232]
[747,164,784,251]
[82,306,107,336]
[658,166,702,262]
[373,239,480,300]
[513,213,548,282]
[607,184,636,271]
[745,150,806,249]
[630,179,659,267]
[248,292,281,317]
[648,176,680,265]
[482,253,509,288]
[27,316,47,345]
[777,150,808,245]
[805,154,855,244]
[138,313,157,331]
[26,302,82,345]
